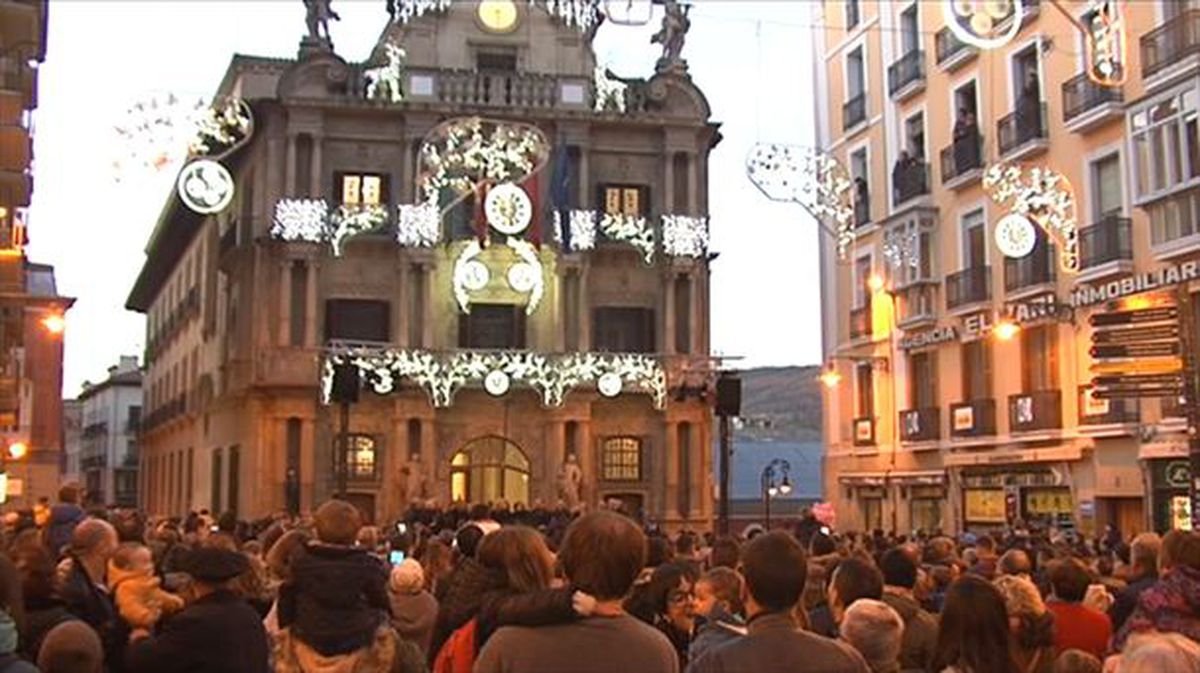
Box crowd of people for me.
[0,484,1198,672]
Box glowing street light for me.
[7,442,27,461]
[868,274,886,293]
[820,366,843,389]
[40,313,65,336]
[994,319,1021,341]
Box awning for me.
[889,470,946,485]
[838,472,887,487]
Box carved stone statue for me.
[557,453,583,510]
[304,0,341,45]
[651,0,691,74]
[402,455,426,504]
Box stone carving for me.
[304,0,341,46]
[558,453,583,509]
[651,0,691,74]
[402,456,427,504]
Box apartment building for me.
[77,356,142,507]
[817,0,1199,534]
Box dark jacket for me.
[475,586,576,651]
[688,606,746,666]
[277,542,390,657]
[685,611,869,673]
[1116,565,1200,650]
[807,603,838,638]
[126,590,269,673]
[45,505,85,558]
[59,556,128,673]
[20,596,76,662]
[1109,571,1155,634]
[389,589,437,655]
[430,558,502,660]
[881,589,938,673]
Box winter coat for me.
[1109,572,1156,634]
[59,556,129,673]
[19,596,76,662]
[1115,564,1200,649]
[107,562,185,630]
[389,588,437,655]
[688,605,747,666]
[126,589,269,673]
[685,611,869,673]
[45,504,85,558]
[277,543,391,657]
[474,586,577,651]
[882,589,939,673]
[429,559,501,661]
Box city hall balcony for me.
[945,266,990,311]
[1078,385,1139,429]
[1078,215,1133,281]
[1009,389,1062,433]
[998,102,1049,161]
[1061,72,1124,133]
[843,93,867,132]
[892,159,930,207]
[950,399,996,438]
[940,133,983,190]
[887,49,925,102]
[899,407,940,443]
[1142,9,1200,82]
[935,27,977,72]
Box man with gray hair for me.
[839,599,903,673]
[998,549,1033,578]
[1110,532,1162,632]
[58,519,124,673]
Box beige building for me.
[817,0,1200,534]
[127,2,718,527]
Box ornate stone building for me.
[127,1,719,527]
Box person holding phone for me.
[388,558,438,657]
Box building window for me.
[476,49,518,72]
[908,351,937,409]
[459,303,526,349]
[602,437,642,481]
[961,339,993,401]
[337,172,387,207]
[337,434,378,481]
[211,448,223,513]
[845,0,860,29]
[325,299,390,344]
[1021,324,1059,392]
[593,307,655,353]
[962,209,987,269]
[847,46,865,99]
[853,255,873,309]
[599,184,649,217]
[855,362,874,417]
[1091,152,1124,218]
[899,3,919,55]
[904,111,925,159]
[886,216,935,285]
[1131,87,1200,206]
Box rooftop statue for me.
[652,0,690,74]
[303,0,341,46]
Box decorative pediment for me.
[277,51,352,100]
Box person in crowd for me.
[429,524,487,658]
[1115,530,1200,649]
[387,558,437,656]
[627,562,698,668]
[36,621,103,673]
[839,599,903,673]
[420,539,453,598]
[12,543,78,662]
[1109,533,1160,633]
[0,561,35,673]
[1052,649,1101,673]
[970,536,1000,580]
[688,567,746,664]
[1000,549,1034,579]
[879,548,937,672]
[934,575,1022,673]
[1045,558,1110,659]
[685,531,867,673]
[1114,631,1200,673]
[993,574,1055,673]
[58,519,125,673]
[707,538,740,571]
[106,543,184,634]
[45,485,86,560]
[828,557,884,626]
[261,528,309,638]
[474,511,678,673]
[126,546,268,673]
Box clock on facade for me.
[478,0,519,33]
[484,182,533,235]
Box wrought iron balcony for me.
[1142,9,1200,79]
[1078,385,1139,425]
[896,283,938,327]
[1080,216,1133,269]
[998,102,1048,157]
[853,417,876,447]
[892,159,930,206]
[1004,248,1055,292]
[945,266,990,309]
[900,407,940,442]
[887,50,926,99]
[843,93,867,131]
[850,305,871,341]
[935,27,976,69]
[950,399,996,438]
[1062,72,1124,126]
[940,133,983,187]
[1009,390,1063,432]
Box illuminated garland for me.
[419,117,550,215]
[1082,0,1125,86]
[603,0,652,25]
[553,210,599,251]
[189,97,253,159]
[330,204,389,256]
[882,227,919,270]
[272,198,437,252]
[452,238,546,315]
[364,40,407,103]
[942,0,1023,50]
[391,0,601,32]
[396,201,440,247]
[271,199,329,242]
[983,163,1079,273]
[745,143,855,260]
[322,347,668,409]
[594,65,628,113]
[113,94,252,181]
[392,0,452,23]
[661,215,709,258]
[599,213,655,264]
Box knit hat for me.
[389,558,424,594]
[36,620,103,673]
[181,546,249,583]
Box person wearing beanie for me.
[36,621,102,673]
[388,558,438,657]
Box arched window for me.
[450,436,530,505]
[602,437,642,481]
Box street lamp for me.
[40,313,65,336]
[993,319,1020,341]
[761,458,792,530]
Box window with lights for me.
[337,434,379,481]
[601,437,642,481]
[337,172,388,207]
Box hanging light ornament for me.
[1082,0,1125,86]
[745,143,855,261]
[882,228,919,270]
[942,0,1024,50]
[603,0,652,25]
[983,163,1079,273]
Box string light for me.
[745,143,854,260]
[1081,0,1126,86]
[942,0,1024,50]
[983,163,1079,273]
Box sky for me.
[28,0,822,397]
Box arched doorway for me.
[450,436,530,505]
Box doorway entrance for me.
[450,436,531,505]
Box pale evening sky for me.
[27,0,822,397]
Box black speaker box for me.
[330,364,361,404]
[716,375,741,417]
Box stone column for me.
[301,418,317,514]
[420,417,437,504]
[310,134,324,198]
[391,414,409,517]
[663,272,676,355]
[305,261,319,347]
[278,261,292,346]
[285,133,297,196]
[664,421,680,522]
[686,152,698,215]
[688,421,703,519]
[690,272,704,355]
[578,265,591,351]
[544,420,565,505]
[578,419,596,507]
[698,418,713,520]
[396,257,410,348]
[420,264,434,349]
[578,146,590,208]
[664,150,676,214]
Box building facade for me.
[77,356,142,507]
[817,1,1200,534]
[127,2,718,527]
[61,398,80,484]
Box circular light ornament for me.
[484,182,533,235]
[177,159,235,214]
[597,372,623,398]
[462,260,491,291]
[507,262,539,293]
[943,0,1023,50]
[484,370,511,397]
[995,213,1038,259]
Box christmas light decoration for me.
[177,160,235,215]
[1083,0,1125,86]
[745,143,855,260]
[322,347,668,409]
[396,201,440,247]
[942,0,1024,51]
[661,215,709,258]
[599,212,655,264]
[994,213,1038,259]
[603,0,652,25]
[554,210,598,251]
[271,199,329,242]
[983,163,1079,273]
[363,40,407,103]
[507,238,546,314]
[453,240,487,312]
[882,227,919,269]
[391,0,452,23]
[329,204,389,256]
[594,66,628,113]
[391,0,600,31]
[113,94,252,180]
[419,117,550,216]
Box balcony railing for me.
[892,159,930,206]
[935,27,975,67]
[896,283,938,325]
[940,133,983,185]
[900,407,940,442]
[950,399,996,437]
[887,50,926,97]
[1079,385,1139,425]
[946,266,990,309]
[850,305,871,340]
[1004,249,1055,292]
[843,93,867,131]
[1009,390,1063,432]
[1142,9,1200,79]
[434,69,562,109]
[853,417,876,447]
[854,194,871,227]
[998,102,1048,156]
[1080,216,1133,269]
[1062,72,1124,123]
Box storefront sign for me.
[961,294,1071,339]
[1167,461,1191,488]
[899,326,957,351]
[1024,489,1073,516]
[964,489,1007,523]
[1070,260,1200,308]
[952,405,976,431]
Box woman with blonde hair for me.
[994,574,1057,673]
[1116,632,1200,673]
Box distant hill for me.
[733,365,823,441]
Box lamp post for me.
[761,458,792,530]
